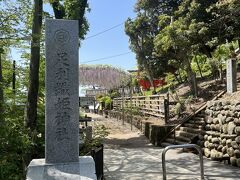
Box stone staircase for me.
[161,111,206,147]
[160,75,240,148]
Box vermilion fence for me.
[138,79,167,90]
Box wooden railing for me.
[113,94,169,120]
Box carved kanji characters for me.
[55,127,69,141]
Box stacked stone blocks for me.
[204,100,240,167]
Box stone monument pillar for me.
[45,17,79,164]
[26,19,96,180]
[226,58,237,94]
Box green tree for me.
[125,0,182,92]
[49,0,89,40]
[127,0,240,96]
[0,0,24,118]
[25,0,89,131]
[209,41,238,80]
[154,0,218,96]
[207,0,240,48]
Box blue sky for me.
[11,0,137,70]
[80,0,137,70]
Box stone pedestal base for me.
[26,156,96,180]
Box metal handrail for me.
[162,144,204,180]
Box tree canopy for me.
[125,0,240,96]
[49,0,89,40]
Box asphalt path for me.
[87,113,240,180]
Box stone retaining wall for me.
[204,100,240,167]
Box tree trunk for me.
[174,73,181,84]
[145,63,155,93]
[50,0,65,19]
[24,0,43,131]
[177,68,183,83]
[12,60,16,102]
[195,57,203,79]
[148,75,155,92]
[219,64,223,82]
[186,60,198,97]
[0,51,4,117]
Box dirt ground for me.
[221,90,240,101]
[173,73,240,107]
[158,74,240,124]
[86,113,152,148]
